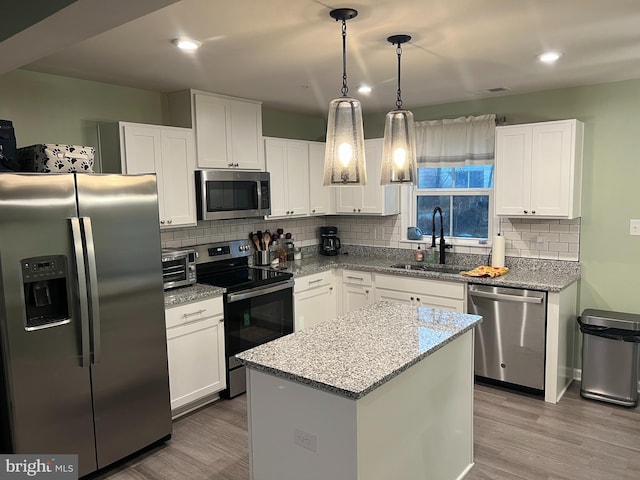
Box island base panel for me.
[246,330,474,480]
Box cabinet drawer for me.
[342,270,373,286]
[165,295,223,329]
[375,274,464,299]
[294,270,334,293]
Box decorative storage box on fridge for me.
[18,144,95,173]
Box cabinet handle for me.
[346,276,364,281]
[160,220,165,225]
[183,309,206,319]
[228,163,234,167]
[410,296,414,301]
[167,219,172,224]
[219,318,224,323]
[532,210,536,214]
[309,278,323,285]
[312,209,316,213]
[365,289,370,294]
[358,209,361,212]
[290,210,294,214]
[353,209,356,212]
[524,210,528,214]
[234,163,240,167]
[416,297,421,302]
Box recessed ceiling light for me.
[537,51,561,63]
[171,38,201,51]
[358,84,372,95]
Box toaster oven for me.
[161,248,196,290]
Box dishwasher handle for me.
[469,288,544,304]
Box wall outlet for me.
[630,219,640,236]
[293,428,317,452]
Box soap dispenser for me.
[414,245,424,262]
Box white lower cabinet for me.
[165,296,226,416]
[342,270,374,314]
[294,270,336,331]
[374,274,465,312]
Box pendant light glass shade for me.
[380,34,416,185]
[323,96,367,186]
[380,109,416,184]
[323,8,367,186]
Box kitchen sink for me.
[389,263,463,275]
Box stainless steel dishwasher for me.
[468,284,547,391]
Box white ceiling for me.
[8,0,640,115]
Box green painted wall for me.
[262,107,326,141]
[0,69,164,152]
[365,80,640,314]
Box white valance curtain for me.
[415,113,496,167]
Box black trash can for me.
[578,309,640,407]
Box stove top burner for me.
[198,266,293,292]
[191,240,294,293]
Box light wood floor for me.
[94,382,640,480]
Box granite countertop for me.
[284,254,580,292]
[163,284,223,307]
[163,251,580,307]
[236,301,481,399]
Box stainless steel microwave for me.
[195,170,271,221]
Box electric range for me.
[192,240,294,398]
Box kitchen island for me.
[236,301,482,480]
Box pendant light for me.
[323,8,367,186]
[380,34,416,185]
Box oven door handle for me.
[226,279,294,303]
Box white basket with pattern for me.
[18,144,95,173]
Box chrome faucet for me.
[431,207,446,264]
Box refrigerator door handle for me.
[70,217,91,368]
[81,217,101,365]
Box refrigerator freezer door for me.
[75,174,171,469]
[0,174,98,475]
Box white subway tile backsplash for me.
[159,213,581,263]
[559,233,579,243]
[499,217,580,261]
[530,224,550,233]
[559,252,579,261]
[549,242,569,252]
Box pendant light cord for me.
[341,19,349,97]
[395,42,403,109]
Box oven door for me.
[225,280,294,355]
[224,280,294,397]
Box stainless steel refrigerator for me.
[0,173,172,477]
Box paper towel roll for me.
[491,234,505,268]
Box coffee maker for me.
[320,226,341,256]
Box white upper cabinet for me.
[119,122,196,228]
[495,119,584,218]
[335,138,400,215]
[264,137,310,218]
[308,141,335,215]
[167,89,264,170]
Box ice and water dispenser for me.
[20,255,70,330]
